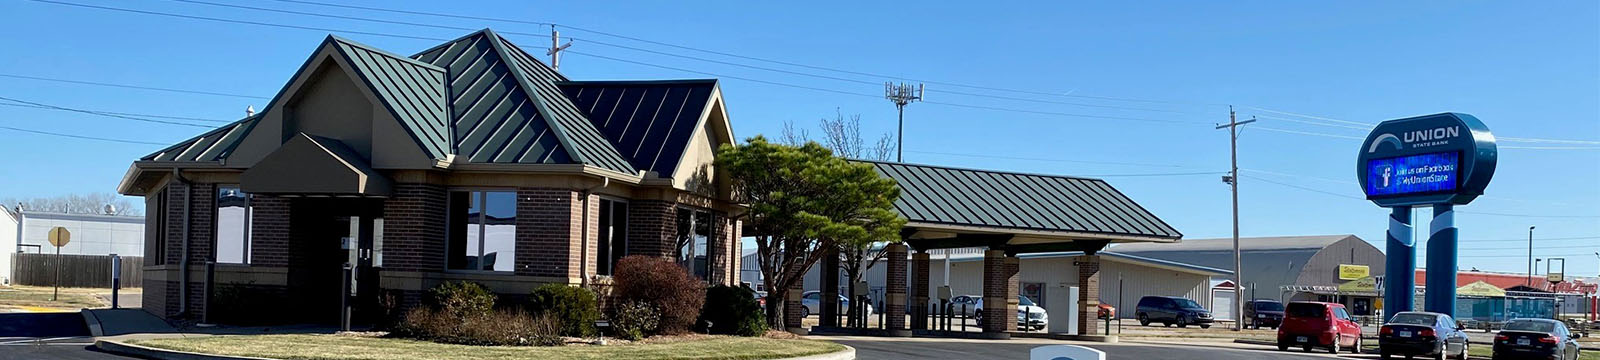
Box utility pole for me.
[1216,107,1255,331]
[884,82,924,162]
[1528,226,1536,286]
[548,25,573,70]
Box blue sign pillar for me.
[1424,204,1458,316]
[1384,206,1415,320]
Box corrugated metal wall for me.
[1100,260,1213,319]
[1296,237,1387,287]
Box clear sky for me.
[1,1,1596,275]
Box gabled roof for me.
[560,80,718,177]
[138,29,719,179]
[328,36,451,160]
[863,160,1182,239]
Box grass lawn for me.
[0,285,120,310]
[130,334,847,360]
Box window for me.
[447,191,516,272]
[675,208,712,280]
[215,185,252,264]
[148,188,167,265]
[596,199,628,276]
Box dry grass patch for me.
[130,333,846,360]
[0,285,120,310]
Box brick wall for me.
[1077,255,1102,335]
[515,188,582,278]
[381,184,446,272]
[911,251,930,330]
[250,196,291,267]
[784,260,805,330]
[148,181,216,319]
[625,200,676,259]
[707,214,739,286]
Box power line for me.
[0,73,267,100]
[0,125,167,145]
[267,0,1225,107]
[27,0,448,42]
[0,102,231,123]
[0,95,216,128]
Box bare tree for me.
[785,109,900,326]
[3,192,143,216]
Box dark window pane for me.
[446,191,471,270]
[598,200,612,275]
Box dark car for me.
[1493,318,1581,360]
[1135,296,1214,328]
[1277,301,1363,354]
[1244,299,1285,329]
[1379,311,1469,360]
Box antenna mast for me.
[884,82,924,162]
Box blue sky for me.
[0,1,1596,275]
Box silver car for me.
[799,290,874,318]
[950,294,1049,330]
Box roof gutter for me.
[904,221,1181,243]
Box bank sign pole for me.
[1358,113,1497,319]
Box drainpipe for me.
[578,177,609,287]
[174,168,192,318]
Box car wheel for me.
[1277,343,1288,351]
[1176,318,1188,328]
[1353,336,1363,354]
[1302,344,1312,352]
[1138,313,1150,326]
[800,306,810,318]
[1456,341,1468,360]
[1432,345,1445,360]
[1201,324,1210,329]
[1381,351,1391,359]
[1329,338,1340,354]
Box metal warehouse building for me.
[1109,235,1387,317]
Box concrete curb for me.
[96,339,856,360]
[777,345,855,360]
[81,309,104,337]
[95,340,277,360]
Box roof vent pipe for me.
[246,105,255,117]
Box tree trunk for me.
[765,290,784,328]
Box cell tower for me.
[885,82,924,162]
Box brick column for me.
[784,261,806,333]
[911,250,930,330]
[819,248,839,327]
[515,188,583,280]
[380,184,446,272]
[625,200,677,259]
[885,243,909,335]
[1077,255,1102,335]
[982,250,1018,334]
[248,196,291,267]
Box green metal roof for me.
[328,36,451,160]
[142,29,707,176]
[863,160,1183,239]
[560,80,719,177]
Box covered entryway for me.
[241,133,393,326]
[808,161,1183,339]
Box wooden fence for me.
[11,253,143,288]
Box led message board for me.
[1355,113,1496,207]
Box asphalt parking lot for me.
[820,335,1397,360]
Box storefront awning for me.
[1458,281,1507,297]
[241,133,392,197]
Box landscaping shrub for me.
[426,281,495,319]
[528,284,599,337]
[611,256,707,334]
[391,307,562,346]
[610,301,660,341]
[698,285,768,336]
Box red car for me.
[1277,301,1365,354]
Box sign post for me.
[47,227,71,301]
[1357,113,1497,319]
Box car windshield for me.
[1504,321,1557,333]
[1254,302,1284,312]
[1388,313,1438,326]
[1019,296,1035,306]
[1175,298,1203,309]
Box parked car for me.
[1098,303,1116,320]
[799,290,873,319]
[1492,318,1581,360]
[1276,301,1363,354]
[948,294,1049,330]
[1378,311,1469,360]
[1243,299,1285,329]
[1135,296,1214,328]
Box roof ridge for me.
[480,29,594,166]
[858,159,1106,182]
[329,35,447,73]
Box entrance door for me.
[337,214,383,327]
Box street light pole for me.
[1528,226,1536,286]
